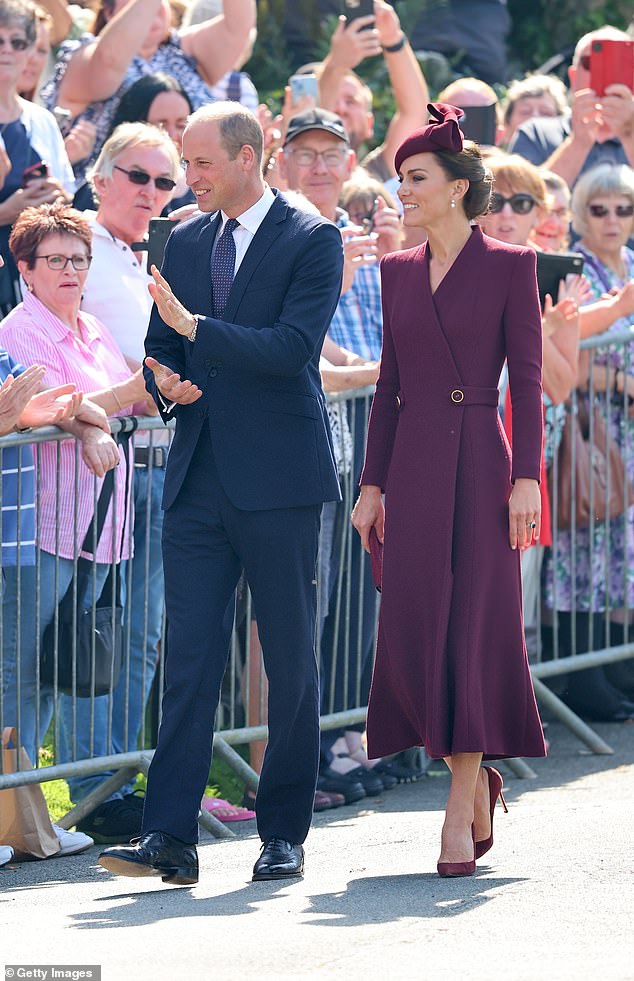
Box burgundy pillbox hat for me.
[394,102,464,174]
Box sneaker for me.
[76,798,142,844]
[318,768,366,804]
[122,791,146,813]
[0,845,14,867]
[52,825,94,856]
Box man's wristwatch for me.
[187,314,199,343]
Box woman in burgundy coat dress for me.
[352,104,546,878]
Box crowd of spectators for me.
[2,0,634,865]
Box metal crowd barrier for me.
[2,336,634,836]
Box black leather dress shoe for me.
[252,838,304,881]
[98,831,198,885]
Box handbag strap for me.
[79,428,133,559]
[79,468,115,558]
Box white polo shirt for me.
[81,211,168,447]
[81,211,154,365]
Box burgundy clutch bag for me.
[369,527,383,593]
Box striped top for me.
[0,350,36,566]
[0,293,134,563]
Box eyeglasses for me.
[489,192,536,215]
[113,165,176,192]
[34,254,92,270]
[284,147,348,167]
[0,36,30,51]
[588,203,634,218]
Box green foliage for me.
[507,0,632,74]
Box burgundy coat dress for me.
[361,226,547,761]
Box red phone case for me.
[590,39,634,97]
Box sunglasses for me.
[113,165,176,192]
[588,203,634,218]
[578,54,591,71]
[489,192,536,215]
[0,36,29,51]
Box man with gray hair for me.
[509,25,634,187]
[71,122,180,845]
[99,102,344,885]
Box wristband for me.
[382,35,406,53]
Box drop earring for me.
[450,199,456,209]
[26,281,34,292]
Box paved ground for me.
[1,720,633,981]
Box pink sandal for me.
[201,796,256,823]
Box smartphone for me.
[289,72,318,107]
[131,217,175,274]
[536,251,584,309]
[590,38,634,96]
[21,161,49,187]
[457,103,498,146]
[343,0,375,29]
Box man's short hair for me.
[186,102,264,164]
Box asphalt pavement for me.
[1,719,633,981]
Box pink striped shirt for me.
[0,293,133,563]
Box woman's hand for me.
[64,119,97,165]
[341,227,378,294]
[17,384,81,429]
[73,397,111,432]
[78,426,120,477]
[351,485,385,552]
[508,478,541,550]
[0,365,47,435]
[372,198,403,259]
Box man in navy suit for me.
[99,102,344,885]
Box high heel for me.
[437,825,476,878]
[475,765,508,860]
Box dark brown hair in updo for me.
[432,142,492,220]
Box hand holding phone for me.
[289,73,318,108]
[343,0,375,29]
[21,161,49,187]
[590,39,634,97]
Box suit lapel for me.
[222,195,287,323]
[195,212,221,316]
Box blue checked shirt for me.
[328,212,383,361]
[0,350,36,566]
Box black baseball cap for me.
[284,108,350,148]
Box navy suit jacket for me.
[144,190,344,511]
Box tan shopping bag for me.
[0,727,60,860]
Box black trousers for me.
[142,427,321,845]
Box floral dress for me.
[544,243,634,612]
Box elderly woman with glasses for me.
[0,200,148,786]
[0,0,74,307]
[543,163,634,720]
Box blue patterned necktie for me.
[211,217,239,319]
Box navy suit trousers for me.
[142,426,321,845]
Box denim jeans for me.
[1,552,110,767]
[113,466,165,796]
[61,465,166,803]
